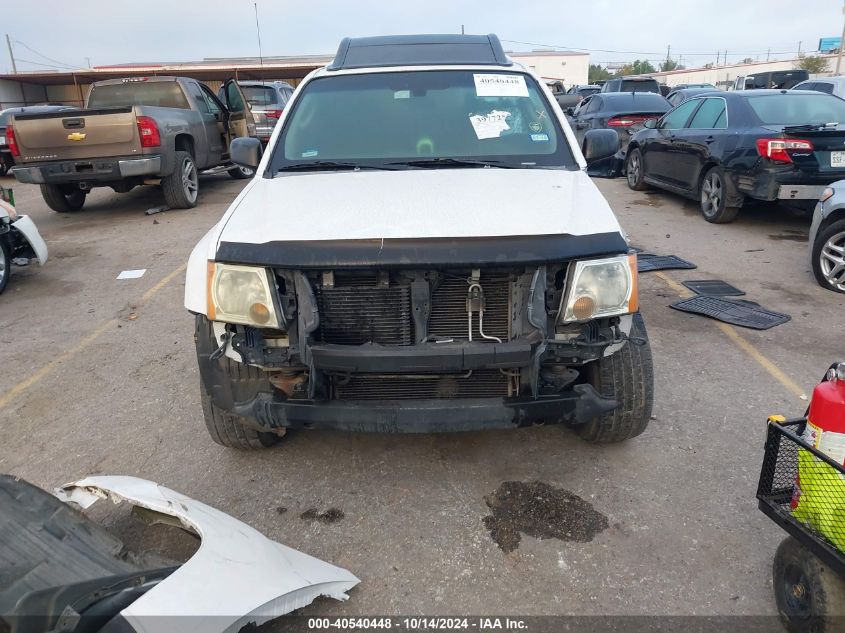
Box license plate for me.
[0,136,5,145]
[832,151,845,167]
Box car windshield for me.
[271,70,575,171]
[242,85,278,107]
[88,81,190,109]
[746,93,845,126]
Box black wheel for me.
[812,218,845,294]
[626,147,647,191]
[0,237,9,294]
[773,536,845,633]
[699,166,741,223]
[228,165,254,180]
[196,316,284,449]
[40,184,86,213]
[577,312,654,443]
[161,151,199,209]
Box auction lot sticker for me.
[474,74,529,97]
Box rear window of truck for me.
[88,82,191,109]
[242,86,279,107]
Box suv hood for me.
[217,168,622,245]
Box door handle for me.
[705,136,715,143]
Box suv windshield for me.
[746,93,845,126]
[270,70,575,172]
[88,81,190,109]
[619,79,659,93]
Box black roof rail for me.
[327,34,512,71]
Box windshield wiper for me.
[278,161,398,172]
[386,158,515,169]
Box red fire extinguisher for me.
[804,362,845,462]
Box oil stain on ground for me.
[483,481,608,553]
[300,507,345,524]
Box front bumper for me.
[231,385,616,433]
[11,155,162,185]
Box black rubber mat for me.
[670,296,790,330]
[637,254,697,272]
[682,279,746,296]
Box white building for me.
[509,51,590,87]
[648,54,838,88]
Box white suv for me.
[185,34,653,449]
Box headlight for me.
[207,262,282,328]
[559,254,638,323]
[821,187,835,203]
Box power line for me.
[12,40,79,70]
[14,58,78,70]
[502,37,804,58]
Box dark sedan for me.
[0,105,76,175]
[625,90,845,223]
[665,87,717,107]
[569,92,672,153]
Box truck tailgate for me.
[12,107,142,162]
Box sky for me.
[3,0,843,73]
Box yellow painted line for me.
[654,271,806,399]
[0,263,187,411]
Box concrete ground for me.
[0,173,842,618]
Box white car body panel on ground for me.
[56,476,360,633]
[7,215,48,264]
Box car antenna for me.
[254,2,265,85]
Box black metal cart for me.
[757,417,845,632]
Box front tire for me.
[812,218,845,294]
[228,165,254,180]
[773,536,845,633]
[0,237,10,294]
[626,147,647,191]
[577,312,654,443]
[200,388,283,450]
[161,151,199,209]
[40,184,86,213]
[699,166,741,223]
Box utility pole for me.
[461,24,465,35]
[837,1,845,74]
[715,51,719,65]
[85,56,91,68]
[5,34,15,74]
[767,48,770,62]
[798,41,802,55]
[665,44,670,68]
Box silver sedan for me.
[811,182,845,293]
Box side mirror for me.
[582,129,621,178]
[643,118,657,129]
[230,137,262,170]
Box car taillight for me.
[755,138,813,164]
[607,115,650,127]
[136,116,161,148]
[266,108,283,120]
[6,125,19,157]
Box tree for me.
[796,54,829,74]
[622,59,656,75]
[659,58,679,72]
[588,64,612,84]
[741,57,755,64]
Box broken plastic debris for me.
[117,269,147,280]
[55,476,359,633]
[145,205,169,216]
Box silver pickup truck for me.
[9,76,256,211]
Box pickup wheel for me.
[40,184,86,213]
[577,312,654,443]
[200,388,283,450]
[161,151,199,209]
[228,165,254,180]
[0,237,10,294]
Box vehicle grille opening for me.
[332,369,512,400]
[428,272,510,341]
[315,286,413,345]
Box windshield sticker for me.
[301,149,319,158]
[393,90,410,99]
[529,122,542,133]
[469,110,511,139]
[474,74,529,98]
[530,133,550,142]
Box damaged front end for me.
[200,236,638,433]
[0,475,359,633]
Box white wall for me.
[650,54,838,88]
[511,53,589,87]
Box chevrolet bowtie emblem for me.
[67,132,86,141]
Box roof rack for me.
[327,34,512,71]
